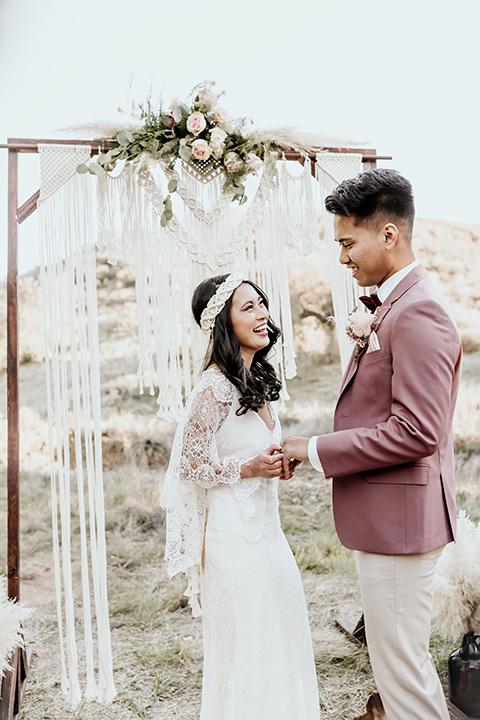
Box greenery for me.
[76,82,282,226]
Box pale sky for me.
[1,0,480,280]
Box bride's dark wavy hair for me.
[192,274,282,415]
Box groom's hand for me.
[282,436,309,479]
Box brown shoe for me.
[351,692,386,720]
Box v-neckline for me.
[255,404,275,432]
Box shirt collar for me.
[376,259,421,304]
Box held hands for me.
[242,443,285,480]
[281,436,309,480]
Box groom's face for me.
[334,215,392,288]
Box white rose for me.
[169,97,182,109]
[224,152,245,173]
[245,153,263,173]
[209,127,227,159]
[197,89,218,112]
[186,111,207,136]
[350,311,375,338]
[210,127,227,145]
[214,107,229,124]
[191,139,212,161]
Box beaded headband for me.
[200,272,248,335]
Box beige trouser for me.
[355,548,449,720]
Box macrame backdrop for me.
[96,154,320,418]
[37,143,367,704]
[315,152,366,369]
[38,144,115,705]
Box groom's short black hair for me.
[324,168,415,232]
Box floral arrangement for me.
[345,308,378,361]
[76,82,283,226]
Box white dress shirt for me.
[307,259,421,473]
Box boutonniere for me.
[345,307,379,361]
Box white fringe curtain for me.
[97,155,321,418]
[35,142,368,708]
[315,152,367,370]
[38,144,116,705]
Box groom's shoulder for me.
[392,276,460,343]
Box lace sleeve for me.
[179,373,246,488]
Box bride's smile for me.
[230,283,271,366]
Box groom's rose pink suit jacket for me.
[316,265,462,555]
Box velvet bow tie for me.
[359,292,382,314]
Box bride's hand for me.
[241,443,284,479]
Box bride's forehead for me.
[232,283,260,304]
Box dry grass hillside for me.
[0,216,479,720]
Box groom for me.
[282,169,462,720]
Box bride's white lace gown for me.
[162,367,320,720]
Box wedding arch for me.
[1,89,389,711]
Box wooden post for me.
[7,146,19,602]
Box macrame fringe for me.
[315,152,367,371]
[97,154,327,418]
[36,143,369,709]
[38,145,116,705]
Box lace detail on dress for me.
[179,371,244,488]
[160,367,253,615]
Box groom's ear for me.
[382,222,399,249]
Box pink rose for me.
[350,311,375,338]
[187,111,207,136]
[245,153,263,173]
[224,152,245,173]
[197,89,218,112]
[191,139,212,161]
[214,107,229,124]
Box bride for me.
[160,272,320,720]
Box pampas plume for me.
[0,576,33,678]
[433,511,480,639]
[54,120,142,140]
[250,126,358,154]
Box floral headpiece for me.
[200,272,248,335]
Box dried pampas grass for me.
[432,510,480,639]
[0,576,33,678]
[54,119,141,140]
[249,126,357,154]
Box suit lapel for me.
[337,265,428,399]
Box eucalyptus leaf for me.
[240,194,248,205]
[110,147,123,157]
[160,213,168,227]
[179,146,191,161]
[167,179,178,193]
[76,164,89,174]
[164,195,173,210]
[126,131,135,143]
[116,131,130,146]
[88,162,105,176]
[164,209,173,221]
